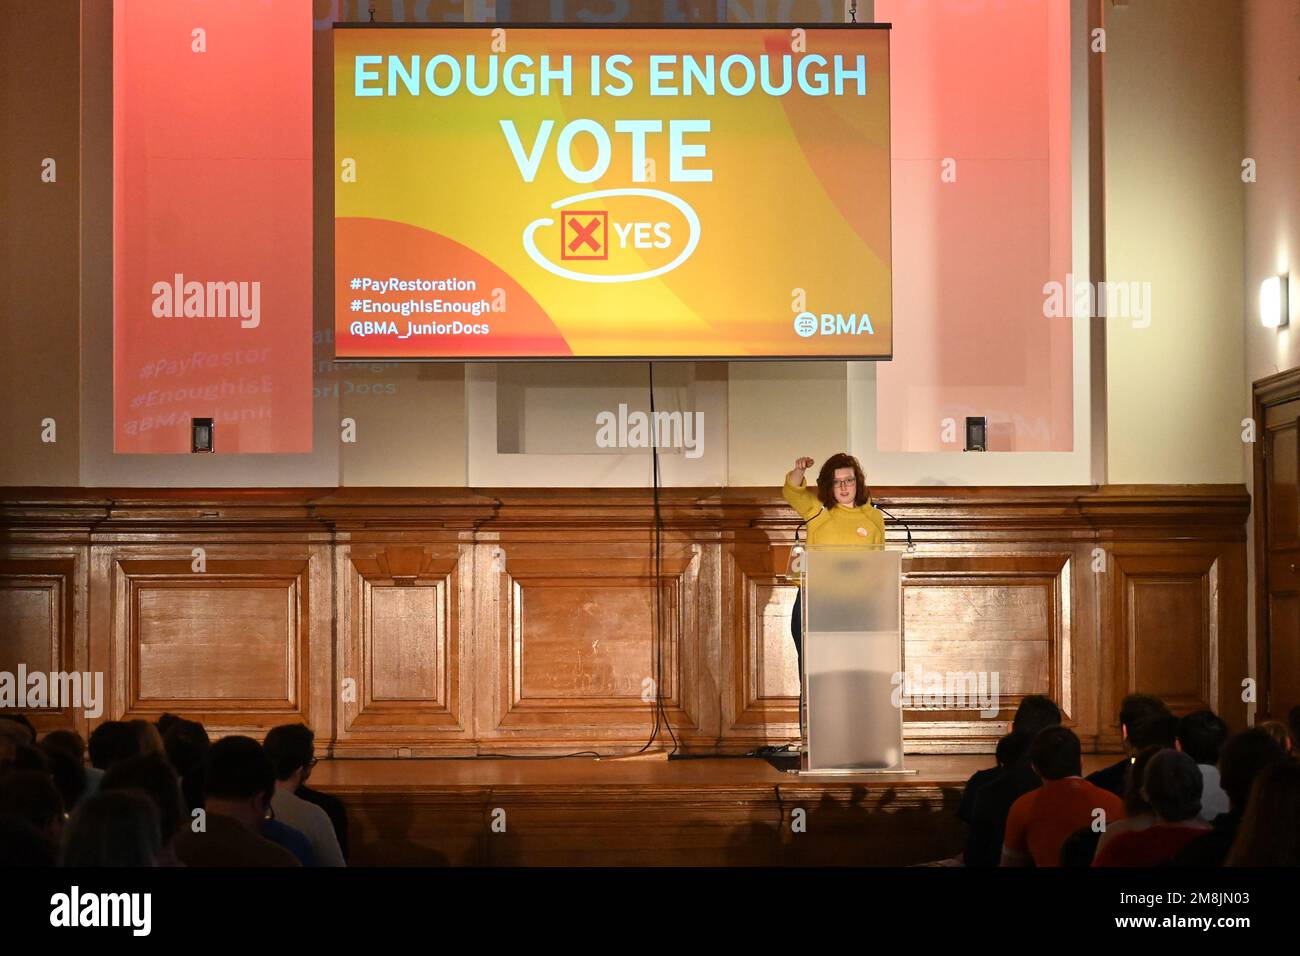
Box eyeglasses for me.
[305,756,319,769]
[832,477,857,488]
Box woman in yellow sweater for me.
[782,452,885,670]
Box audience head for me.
[263,723,317,784]
[1177,709,1229,765]
[1225,761,1300,867]
[0,770,65,843]
[1258,719,1293,754]
[60,791,161,867]
[38,740,87,812]
[40,729,86,762]
[1123,745,1162,816]
[995,732,1029,770]
[1119,694,1171,752]
[1218,728,1286,812]
[130,719,166,758]
[0,815,57,867]
[1141,749,1202,823]
[202,735,276,828]
[156,712,182,738]
[1130,713,1180,751]
[163,717,210,776]
[1011,695,1062,741]
[0,714,37,746]
[1059,825,1101,867]
[102,754,183,846]
[87,720,138,771]
[8,743,50,773]
[1028,726,1082,781]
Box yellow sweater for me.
[782,477,886,547]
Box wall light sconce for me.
[1261,274,1289,329]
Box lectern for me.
[798,545,906,774]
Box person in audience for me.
[0,714,37,746]
[1171,727,1286,867]
[959,733,1028,826]
[38,739,87,813]
[6,743,50,773]
[964,695,1063,866]
[44,728,103,801]
[1258,719,1293,755]
[296,779,350,863]
[0,770,65,849]
[1288,704,1300,755]
[87,720,139,771]
[1175,709,1230,820]
[263,723,345,866]
[1094,745,1161,855]
[129,719,166,758]
[61,790,161,867]
[0,814,57,867]
[162,717,210,814]
[172,735,299,867]
[101,753,185,866]
[1001,726,1126,866]
[156,712,183,738]
[1226,760,1300,866]
[1086,694,1170,797]
[1093,749,1209,866]
[1059,825,1102,867]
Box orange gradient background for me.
[114,0,312,453]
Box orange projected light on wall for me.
[334,25,891,360]
[114,0,312,454]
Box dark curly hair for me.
[815,453,869,509]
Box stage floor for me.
[310,754,1120,866]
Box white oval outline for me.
[522,188,700,284]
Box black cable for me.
[633,360,679,757]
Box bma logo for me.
[793,312,875,338]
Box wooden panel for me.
[0,559,77,729]
[0,581,58,674]
[1269,592,1300,720]
[486,540,703,747]
[724,544,799,746]
[135,585,291,700]
[0,485,1250,754]
[899,555,1071,751]
[112,557,311,729]
[1266,422,1298,547]
[370,586,440,701]
[1114,552,1215,715]
[338,545,466,754]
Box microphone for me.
[874,503,915,552]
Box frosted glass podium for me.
[797,545,908,774]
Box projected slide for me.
[334,25,891,359]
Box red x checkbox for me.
[561,210,608,261]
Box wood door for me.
[1256,382,1300,723]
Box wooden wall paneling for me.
[0,486,1252,754]
[108,550,314,734]
[334,538,472,755]
[722,539,800,750]
[0,555,82,735]
[480,532,707,752]
[900,552,1073,753]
